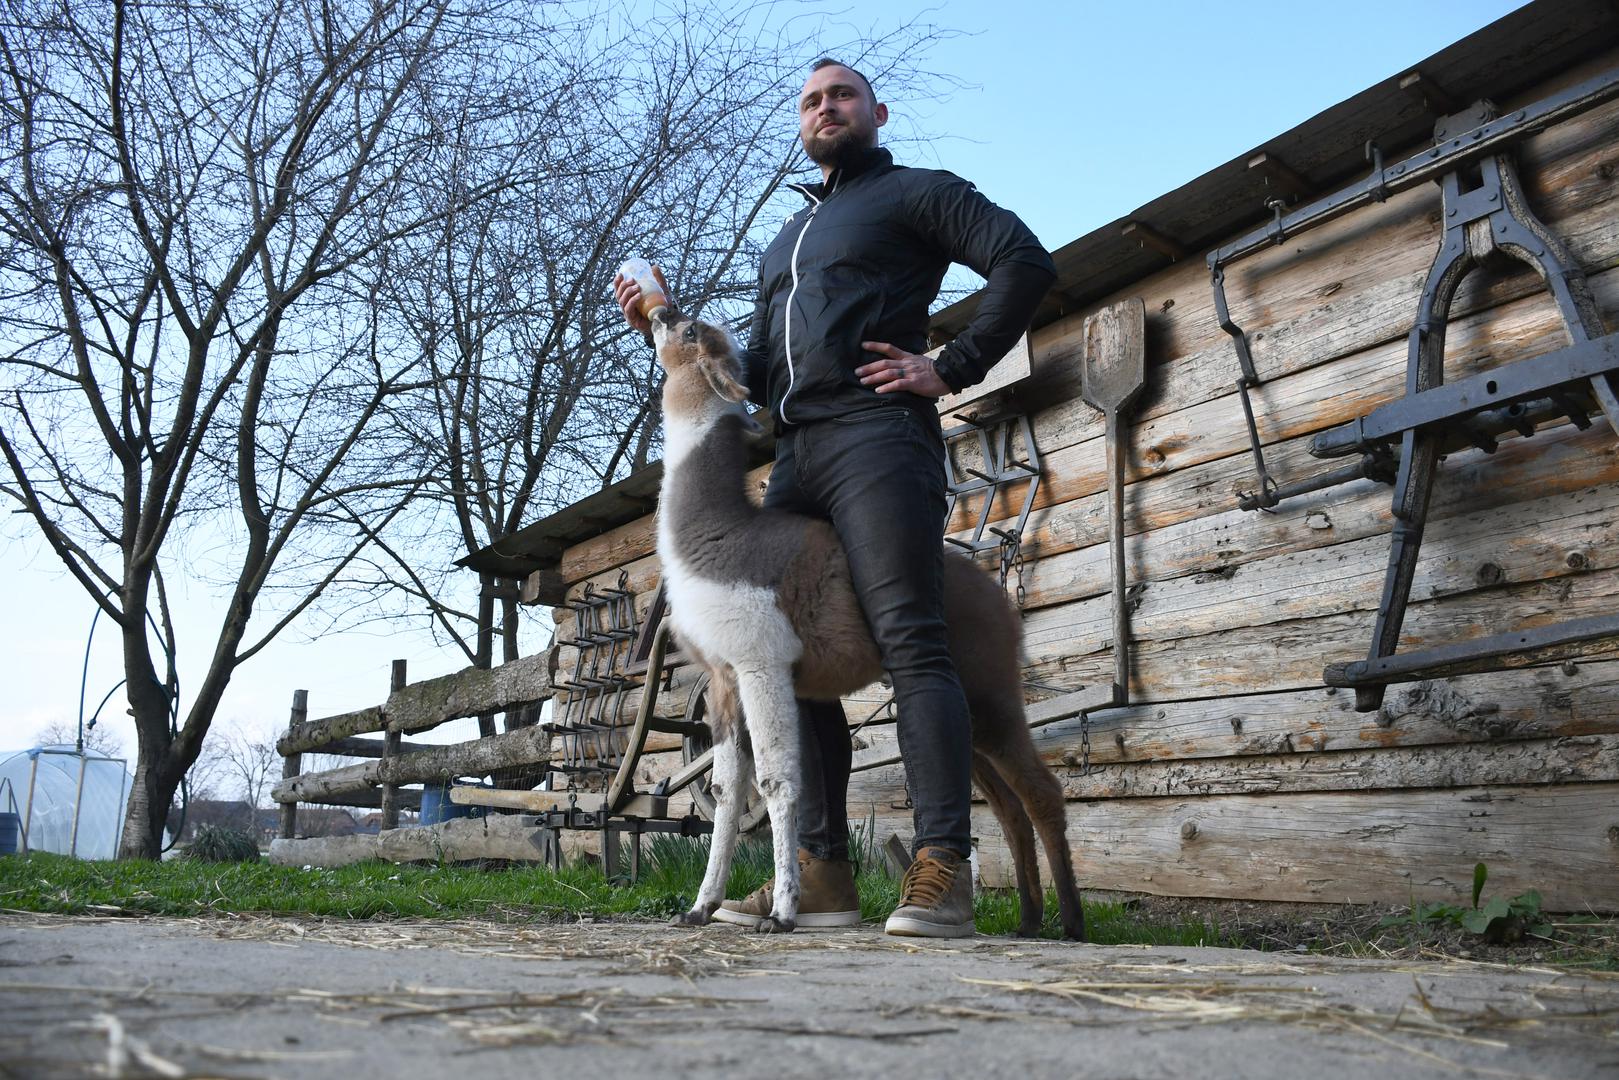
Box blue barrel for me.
[0,812,20,855]
[419,783,485,825]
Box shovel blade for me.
[1082,297,1147,413]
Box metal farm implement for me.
[1208,66,1619,711]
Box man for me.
[617,58,1054,937]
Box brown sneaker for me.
[884,847,974,938]
[712,848,861,929]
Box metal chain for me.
[1078,711,1092,776]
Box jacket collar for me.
[790,145,893,203]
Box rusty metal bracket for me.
[1211,86,1619,712]
[1208,65,1619,510]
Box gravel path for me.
[3,912,1616,1079]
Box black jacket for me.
[739,146,1056,428]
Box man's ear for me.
[873,102,888,130]
[699,353,749,403]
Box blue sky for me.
[2,0,1529,760]
[888,0,1524,252]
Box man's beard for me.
[804,123,871,170]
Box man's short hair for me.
[810,57,875,103]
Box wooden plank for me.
[386,648,558,734]
[852,734,1619,807]
[267,813,547,869]
[1011,419,1619,613]
[1020,568,1619,703]
[850,683,1113,772]
[846,659,1619,782]
[1019,486,1619,655]
[270,726,554,804]
[932,333,1033,415]
[960,782,1619,910]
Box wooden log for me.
[291,788,422,811]
[267,813,548,868]
[1020,486,1619,655]
[277,704,386,756]
[386,647,558,734]
[1020,568,1619,704]
[310,736,449,758]
[846,659,1619,785]
[1013,419,1619,613]
[853,732,1619,808]
[278,690,307,840]
[448,785,669,819]
[271,725,555,804]
[963,782,1619,911]
[381,660,406,830]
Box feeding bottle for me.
[618,258,669,320]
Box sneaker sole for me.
[883,915,976,939]
[712,907,861,929]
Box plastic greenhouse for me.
[0,745,134,859]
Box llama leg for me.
[735,664,802,933]
[989,737,1086,942]
[973,751,1044,938]
[678,722,751,925]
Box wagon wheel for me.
[605,622,671,815]
[682,670,769,833]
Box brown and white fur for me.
[651,307,1085,939]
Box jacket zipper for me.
[781,171,837,425]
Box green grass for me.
[0,839,1227,947]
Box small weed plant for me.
[1382,862,1551,944]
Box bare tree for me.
[217,731,280,809]
[346,4,959,685]
[32,719,124,758]
[0,0,539,856]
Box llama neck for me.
[660,409,758,531]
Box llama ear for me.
[699,353,749,403]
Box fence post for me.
[380,659,405,830]
[279,689,307,840]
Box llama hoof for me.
[1015,923,1042,939]
[1061,921,1088,943]
[755,915,796,934]
[672,909,712,927]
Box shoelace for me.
[898,855,957,907]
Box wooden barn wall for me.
[545,51,1619,910]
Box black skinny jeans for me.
[761,405,973,860]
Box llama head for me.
[651,308,750,415]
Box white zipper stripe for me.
[780,184,822,425]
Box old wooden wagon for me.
[273,0,1619,911]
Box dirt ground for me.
[3,910,1618,1080]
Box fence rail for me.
[274,651,560,840]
